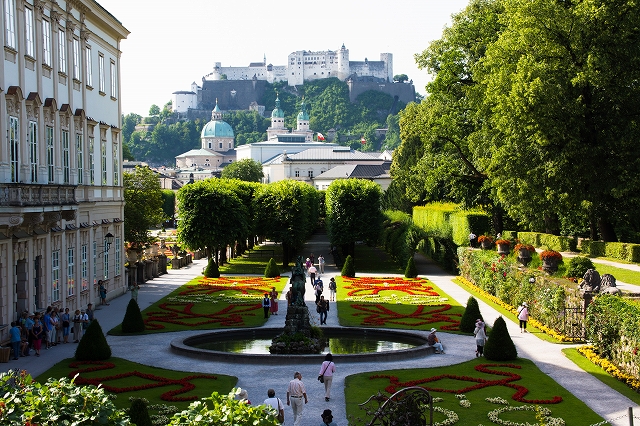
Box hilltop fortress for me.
[173,45,415,115]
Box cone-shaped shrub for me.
[122,299,145,333]
[460,296,483,333]
[75,319,111,361]
[264,258,281,278]
[483,316,517,361]
[204,258,220,278]
[404,256,418,278]
[129,398,153,426]
[341,255,356,277]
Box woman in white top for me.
[318,353,336,402]
[517,302,529,332]
[474,319,487,357]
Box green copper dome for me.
[271,96,285,119]
[297,99,309,121]
[201,102,234,138]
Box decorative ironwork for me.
[563,305,585,340]
[358,386,433,426]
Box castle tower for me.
[337,44,350,80]
[267,95,286,140]
[380,53,393,82]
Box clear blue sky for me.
[97,0,470,116]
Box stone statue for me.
[581,269,601,292]
[289,256,307,306]
[600,274,622,295]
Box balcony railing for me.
[0,183,77,207]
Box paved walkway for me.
[7,234,640,425]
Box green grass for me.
[219,244,290,275]
[108,275,289,335]
[37,357,236,413]
[345,358,604,425]
[563,348,640,405]
[352,244,404,274]
[336,276,465,331]
[592,263,640,287]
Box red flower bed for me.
[369,363,562,404]
[68,361,218,402]
[343,277,439,297]
[144,277,281,330]
[350,304,460,330]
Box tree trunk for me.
[598,218,617,242]
[544,213,560,235]
[282,242,290,267]
[219,246,227,265]
[492,208,504,236]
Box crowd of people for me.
[9,304,94,360]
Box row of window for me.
[8,114,119,186]
[50,236,120,302]
[293,170,325,178]
[4,0,117,96]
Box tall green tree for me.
[177,179,249,263]
[253,180,318,265]
[482,0,640,240]
[221,159,264,182]
[123,166,165,245]
[326,179,383,258]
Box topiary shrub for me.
[483,316,517,361]
[566,256,595,279]
[460,296,483,333]
[75,319,111,361]
[129,398,153,426]
[404,256,418,278]
[341,255,356,277]
[204,258,220,278]
[264,258,281,278]
[122,299,145,333]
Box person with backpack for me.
[264,389,285,424]
[328,278,337,302]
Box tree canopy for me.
[123,166,165,245]
[221,158,264,182]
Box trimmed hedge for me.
[413,203,490,246]
[517,232,576,252]
[381,210,420,268]
[580,240,640,263]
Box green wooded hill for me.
[123,78,405,166]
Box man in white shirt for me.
[286,372,307,426]
[308,265,317,286]
[264,388,284,424]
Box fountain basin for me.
[170,327,434,365]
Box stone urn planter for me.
[514,244,533,265]
[126,250,139,263]
[478,237,493,250]
[541,250,562,273]
[496,240,511,255]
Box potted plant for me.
[514,243,535,265]
[540,250,563,273]
[477,235,493,250]
[495,239,511,255]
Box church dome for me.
[201,102,234,138]
[271,96,285,118]
[297,99,309,121]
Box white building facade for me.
[0,0,128,339]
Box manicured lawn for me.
[219,244,289,275]
[336,276,464,331]
[38,357,236,415]
[345,358,603,425]
[109,276,288,335]
[591,263,640,287]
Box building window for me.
[62,130,70,184]
[9,116,19,183]
[42,19,51,66]
[89,136,95,184]
[58,29,66,73]
[81,244,88,291]
[308,170,314,178]
[98,54,105,92]
[4,0,16,49]
[103,239,109,279]
[110,60,116,97]
[76,134,84,184]
[93,241,97,285]
[52,250,60,302]
[25,7,34,57]
[115,236,121,276]
[67,247,75,297]
[73,38,80,80]
[85,46,92,86]
[101,140,107,184]
[113,144,119,185]
[28,121,37,183]
[218,141,222,149]
[295,170,300,178]
[47,126,54,183]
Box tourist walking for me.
[318,255,325,274]
[31,317,44,356]
[262,293,271,319]
[328,278,337,302]
[518,302,529,332]
[286,289,292,307]
[474,319,487,357]
[309,264,317,286]
[61,308,71,344]
[287,372,308,426]
[428,328,445,354]
[315,281,323,304]
[270,287,279,315]
[10,322,21,360]
[130,283,140,301]
[317,296,329,325]
[72,309,83,342]
[318,353,336,401]
[99,280,109,305]
[264,389,285,424]
[320,409,338,426]
[468,231,477,248]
